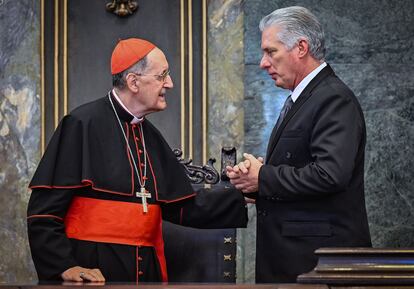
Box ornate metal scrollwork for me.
[106,0,138,17]
[173,149,220,184]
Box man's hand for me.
[61,266,105,282]
[226,153,263,193]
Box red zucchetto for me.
[111,38,156,75]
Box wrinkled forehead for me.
[146,48,169,71]
[261,25,283,49]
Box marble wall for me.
[0,0,40,283]
[207,0,245,163]
[207,0,252,283]
[239,0,414,283]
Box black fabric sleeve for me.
[27,188,78,281]
[161,185,247,229]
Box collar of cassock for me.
[110,89,144,124]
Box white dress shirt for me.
[290,62,327,103]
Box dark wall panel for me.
[68,0,182,148]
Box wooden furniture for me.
[298,247,414,285]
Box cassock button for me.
[138,271,144,276]
[140,163,145,167]
[135,137,139,141]
[138,256,143,261]
[139,149,143,154]
[142,176,148,180]
[286,152,292,159]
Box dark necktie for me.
[274,95,293,131]
[265,95,294,160]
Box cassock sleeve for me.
[27,188,78,280]
[161,185,248,229]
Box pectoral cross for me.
[136,187,151,213]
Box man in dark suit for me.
[226,6,371,283]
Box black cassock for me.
[27,92,247,283]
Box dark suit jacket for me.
[256,64,371,283]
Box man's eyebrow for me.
[262,47,276,52]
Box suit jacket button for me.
[286,152,292,159]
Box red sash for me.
[64,196,167,281]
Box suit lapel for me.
[265,65,336,163]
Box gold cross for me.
[136,187,151,213]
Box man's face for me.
[133,48,173,114]
[260,25,299,90]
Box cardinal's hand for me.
[61,266,105,282]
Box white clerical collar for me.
[290,62,327,103]
[111,89,144,124]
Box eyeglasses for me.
[134,69,171,82]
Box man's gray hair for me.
[112,56,149,89]
[259,6,325,61]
